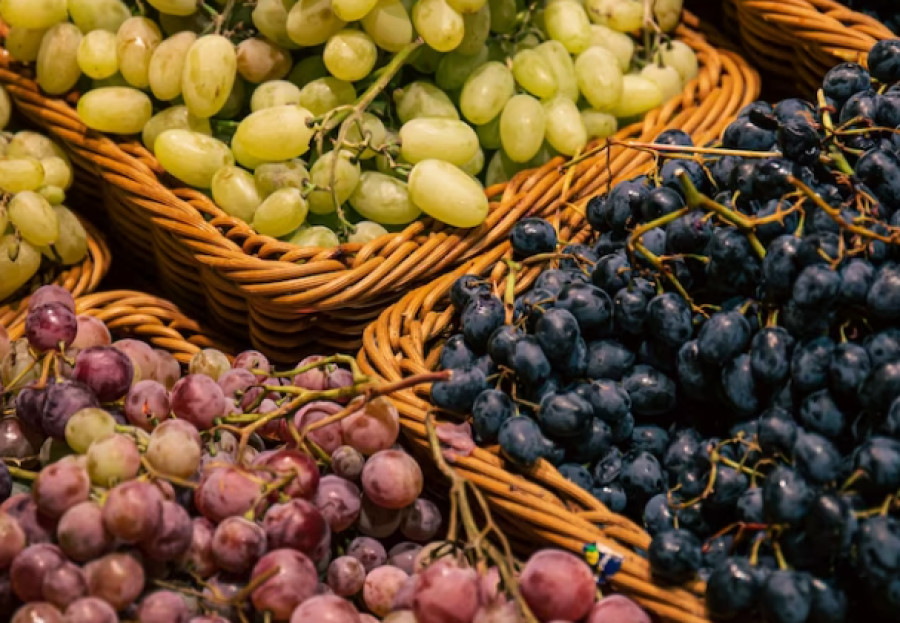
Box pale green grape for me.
[544,0,591,54]
[534,40,579,101]
[67,0,131,32]
[435,45,488,91]
[0,86,9,131]
[347,220,388,244]
[499,94,545,163]
[142,106,211,152]
[589,24,634,71]
[323,29,378,82]
[252,0,300,49]
[360,0,414,53]
[252,187,308,237]
[0,159,45,193]
[254,160,310,197]
[148,31,196,101]
[308,150,361,215]
[0,0,66,29]
[374,133,405,178]
[575,46,623,111]
[584,0,643,32]
[543,95,587,156]
[641,63,682,102]
[654,0,683,32]
[460,145,485,176]
[333,0,378,22]
[233,105,315,162]
[298,77,356,115]
[289,56,329,87]
[475,115,501,150]
[115,17,162,89]
[484,149,509,187]
[581,109,617,138]
[182,34,237,118]
[394,81,459,123]
[236,37,293,84]
[289,225,340,248]
[287,0,347,47]
[6,27,47,62]
[407,159,488,228]
[6,131,65,161]
[398,118,478,166]
[211,166,262,222]
[40,157,72,190]
[487,0,516,34]
[9,191,57,246]
[459,61,514,125]
[0,235,41,302]
[250,81,303,111]
[43,205,87,265]
[511,48,558,99]
[36,23,82,95]
[154,130,235,188]
[65,408,116,455]
[344,112,387,159]
[455,3,490,55]
[76,29,118,79]
[38,186,65,205]
[610,74,663,117]
[216,77,248,120]
[658,40,698,84]
[231,133,267,170]
[412,0,464,53]
[146,0,197,15]
[77,87,153,134]
[349,172,420,225]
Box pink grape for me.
[11,602,63,622]
[362,564,409,617]
[10,543,66,601]
[56,501,112,562]
[0,494,55,543]
[327,367,354,390]
[388,542,422,575]
[400,498,442,541]
[63,597,118,623]
[292,355,329,390]
[153,478,177,501]
[262,498,327,555]
[28,285,75,312]
[73,347,134,402]
[146,419,203,480]
[519,550,596,622]
[340,397,400,455]
[0,513,26,569]
[211,516,267,574]
[0,415,40,458]
[290,594,361,623]
[233,349,270,378]
[152,349,181,389]
[26,303,78,352]
[314,474,361,532]
[123,380,170,430]
[113,339,158,382]
[473,601,523,623]
[194,465,262,523]
[250,549,318,620]
[347,536,387,572]
[361,450,423,509]
[293,401,344,455]
[330,445,365,481]
[218,368,256,401]
[71,315,111,350]
[391,575,417,610]
[84,552,145,611]
[170,374,228,430]
[32,456,90,519]
[326,555,366,597]
[138,590,191,623]
[357,494,403,538]
[86,433,141,486]
[413,563,480,623]
[42,380,100,439]
[101,480,163,543]
[140,500,193,562]
[13,386,46,436]
[255,448,320,499]
[586,595,650,623]
[182,517,218,578]
[42,562,87,609]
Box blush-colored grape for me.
[340,396,400,455]
[361,449,423,510]
[314,474,361,533]
[250,549,318,620]
[519,549,596,622]
[84,552,145,611]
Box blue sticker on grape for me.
[582,543,624,585]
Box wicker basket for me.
[0,12,753,363]
[727,0,896,95]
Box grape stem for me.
[5,464,37,480]
[619,140,781,159]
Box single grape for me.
[64,407,116,454]
[210,516,268,574]
[340,396,400,456]
[236,37,292,83]
[357,494,403,538]
[194,465,263,523]
[170,374,229,430]
[0,512,26,570]
[84,552,145,611]
[55,501,112,562]
[123,379,170,430]
[188,349,231,381]
[327,555,367,596]
[140,499,193,562]
[400,498,442,541]
[363,565,409,617]
[182,517,218,579]
[101,480,164,543]
[153,349,182,389]
[262,498,328,555]
[290,594,361,623]
[331,445,365,481]
[137,590,191,623]
[413,563,480,623]
[85,433,141,486]
[256,448,320,499]
[519,549,596,621]
[314,474,361,533]
[155,130,235,189]
[73,346,134,402]
[32,455,90,519]
[42,561,87,610]
[11,602,63,623]
[361,449,424,510]
[77,87,153,135]
[1,494,55,544]
[27,285,74,312]
[63,597,118,623]
[10,543,66,602]
[250,549,319,620]
[113,339,159,382]
[43,380,101,440]
[26,302,78,352]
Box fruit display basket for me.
[725,0,896,94]
[0,11,756,363]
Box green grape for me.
[308,150,362,215]
[344,112,387,159]
[499,94,545,163]
[484,149,508,187]
[412,0,465,53]
[0,0,67,29]
[517,32,542,50]
[512,48,558,99]
[76,30,118,79]
[333,0,378,21]
[641,63,682,102]
[148,31,196,101]
[584,0,643,32]
[347,220,388,244]
[534,40,579,101]
[487,0,516,34]
[407,159,488,228]
[459,145,485,176]
[250,80,303,112]
[7,130,66,161]
[658,40,699,84]
[40,157,72,190]
[189,348,231,380]
[38,186,65,206]
[410,44,443,75]
[146,0,197,15]
[252,187,308,237]
[142,106,211,152]
[216,77,249,120]
[581,109,617,138]
[289,225,340,248]
[374,133,405,179]
[64,408,116,454]
[233,105,315,162]
[323,29,378,83]
[182,34,238,118]
[77,87,153,134]
[653,0,683,32]
[67,0,131,32]
[455,3,490,55]
[0,86,9,131]
[398,117,478,166]
[610,74,663,117]
[349,172,420,225]
[575,46,623,111]
[155,130,235,188]
[36,23,82,95]
[91,73,130,89]
[6,27,47,62]
[44,205,88,265]
[254,160,310,197]
[543,95,587,156]
[211,166,262,222]
[394,81,459,123]
[544,0,592,54]
[0,158,45,193]
[360,0,414,53]
[459,61,514,125]
[289,55,329,87]
[86,433,140,487]
[236,37,293,84]
[436,45,488,91]
[0,235,42,302]
[298,77,356,115]
[447,0,486,12]
[287,0,347,47]
[475,115,501,150]
[589,24,634,72]
[8,191,58,246]
[252,0,300,49]
[115,17,162,90]
[231,133,267,170]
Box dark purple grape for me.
[41,380,100,439]
[25,303,78,352]
[9,543,66,602]
[73,346,134,402]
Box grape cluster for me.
[0,0,696,246]
[0,89,88,303]
[434,38,900,623]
